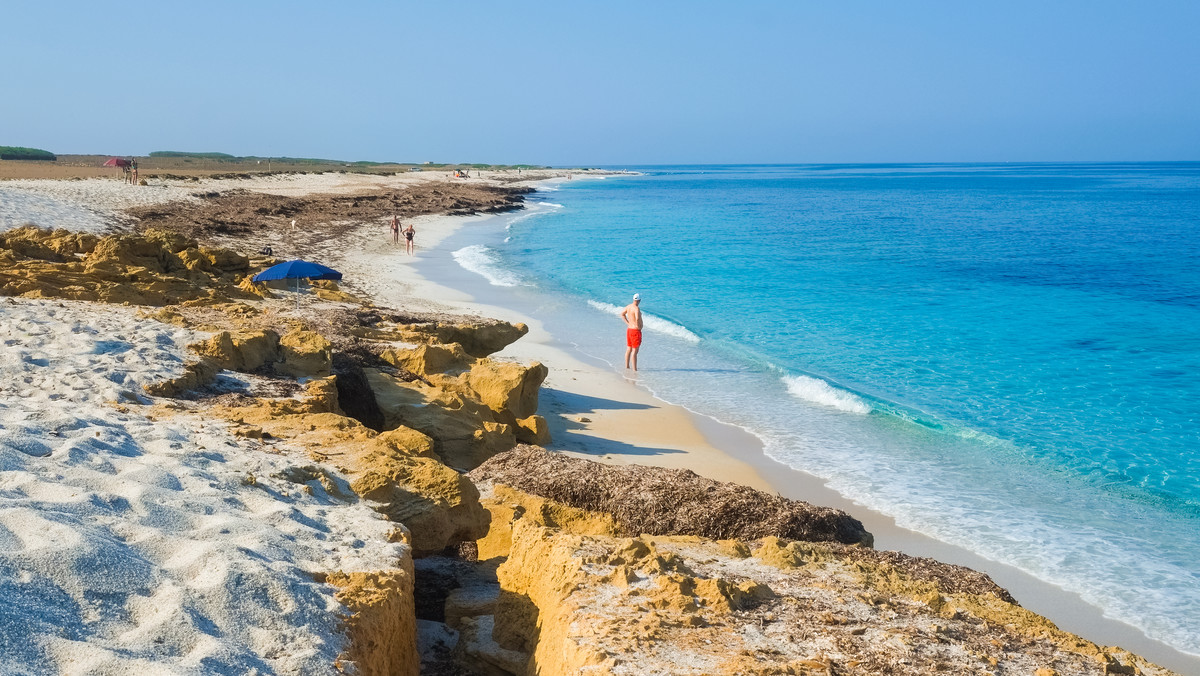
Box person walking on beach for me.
[403,223,416,255]
[621,293,643,371]
[390,215,400,245]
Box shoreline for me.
[382,203,1200,674]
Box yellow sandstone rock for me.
[484,500,1178,676]
[143,358,220,397]
[382,343,474,377]
[215,378,489,555]
[375,425,440,459]
[277,329,332,378]
[189,330,280,371]
[463,359,548,427]
[327,566,419,676]
[754,535,807,568]
[477,484,619,561]
[514,415,551,446]
[365,369,516,470]
[350,455,489,555]
[0,227,255,306]
[425,321,529,358]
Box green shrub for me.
[0,146,56,161]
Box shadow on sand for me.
[540,387,685,458]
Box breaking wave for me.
[586,300,701,343]
[782,374,872,414]
[452,245,524,287]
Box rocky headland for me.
[0,177,1181,675]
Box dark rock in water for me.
[470,445,874,547]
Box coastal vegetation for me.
[0,145,56,161]
[149,150,548,171]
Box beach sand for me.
[357,207,1200,675]
[0,298,408,674]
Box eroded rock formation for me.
[446,460,1178,676]
[0,226,258,305]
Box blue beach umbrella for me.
[251,259,343,283]
[251,260,343,308]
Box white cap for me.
[633,293,641,301]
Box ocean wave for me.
[781,374,872,414]
[451,245,524,287]
[587,300,701,343]
[505,203,560,229]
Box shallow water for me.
[447,164,1200,656]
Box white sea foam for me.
[782,374,872,414]
[452,244,524,287]
[506,201,560,229]
[587,300,701,343]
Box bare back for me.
[621,303,642,329]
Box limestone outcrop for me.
[471,446,873,546]
[365,369,521,471]
[461,360,548,427]
[378,345,551,456]
[142,358,220,397]
[326,566,419,676]
[215,379,489,555]
[184,328,331,379]
[0,226,257,306]
[396,321,529,358]
[190,330,281,371]
[382,343,474,377]
[277,329,332,378]
[458,496,1176,676]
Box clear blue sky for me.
[3,1,1198,165]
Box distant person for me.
[130,158,138,185]
[290,218,297,231]
[621,293,643,371]
[404,223,415,255]
[391,215,400,244]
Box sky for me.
[2,1,1199,165]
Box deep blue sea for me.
[446,164,1200,657]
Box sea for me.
[435,164,1200,658]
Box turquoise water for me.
[445,164,1200,656]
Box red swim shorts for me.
[626,328,642,348]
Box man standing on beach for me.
[621,293,643,371]
[390,215,399,245]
